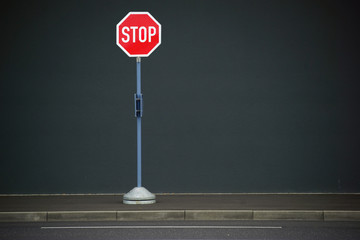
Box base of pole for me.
[123,187,156,205]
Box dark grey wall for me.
[1,0,359,194]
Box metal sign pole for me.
[123,57,155,204]
[136,56,142,187]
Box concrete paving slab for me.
[1,194,360,211]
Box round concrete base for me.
[123,187,156,205]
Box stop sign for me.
[116,12,161,57]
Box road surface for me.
[1,220,360,239]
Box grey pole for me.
[123,57,155,205]
[136,56,142,187]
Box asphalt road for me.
[1,221,360,240]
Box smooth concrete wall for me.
[1,0,359,193]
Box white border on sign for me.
[116,11,162,57]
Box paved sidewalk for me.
[0,194,359,222]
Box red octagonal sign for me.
[116,12,161,57]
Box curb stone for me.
[253,210,323,221]
[1,210,360,222]
[186,210,253,221]
[48,211,117,222]
[0,212,47,222]
[117,210,184,221]
[324,211,360,221]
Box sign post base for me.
[123,187,156,204]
